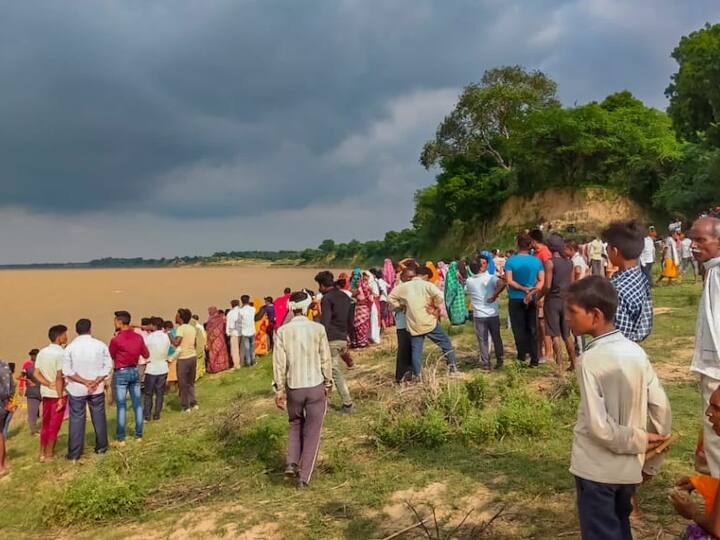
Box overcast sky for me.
[0,0,718,264]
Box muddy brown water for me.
[0,265,336,366]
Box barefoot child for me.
[565,276,672,539]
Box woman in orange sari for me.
[425,261,439,284]
[253,299,270,357]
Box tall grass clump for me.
[373,360,574,449]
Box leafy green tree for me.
[318,239,336,253]
[666,23,720,145]
[421,65,559,171]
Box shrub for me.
[48,474,144,526]
[495,390,554,439]
[435,387,472,426]
[222,418,286,470]
[465,374,491,408]
[375,408,450,448]
[462,413,497,444]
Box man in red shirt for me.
[109,311,148,445]
[530,229,553,363]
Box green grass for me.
[1,277,706,539]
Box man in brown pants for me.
[273,291,333,489]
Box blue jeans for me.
[409,323,457,376]
[114,367,143,440]
[241,336,255,366]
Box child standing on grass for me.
[565,276,672,539]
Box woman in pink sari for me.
[350,274,372,348]
[383,258,396,291]
[205,306,230,373]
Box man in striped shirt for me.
[273,291,333,489]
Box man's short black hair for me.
[48,324,68,343]
[164,320,174,330]
[141,317,151,326]
[469,261,481,274]
[177,308,192,324]
[602,220,646,260]
[336,278,347,289]
[264,296,273,303]
[314,271,335,288]
[75,318,92,335]
[516,234,533,250]
[284,287,292,294]
[28,348,39,357]
[241,295,251,305]
[231,299,240,308]
[152,316,164,328]
[289,291,308,304]
[566,276,618,321]
[416,266,432,277]
[114,310,131,325]
[529,229,544,243]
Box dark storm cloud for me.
[0,0,718,222]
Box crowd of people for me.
[0,215,719,539]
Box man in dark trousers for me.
[273,291,333,489]
[63,318,112,461]
[315,271,353,414]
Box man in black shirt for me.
[315,271,353,414]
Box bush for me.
[465,374,491,408]
[435,387,472,426]
[462,413,497,444]
[495,390,554,439]
[375,408,450,448]
[222,418,286,470]
[48,474,145,526]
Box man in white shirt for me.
[143,317,172,421]
[238,295,257,367]
[34,324,68,461]
[680,231,699,282]
[63,318,112,461]
[465,259,506,370]
[640,231,656,286]
[226,299,242,369]
[689,217,720,476]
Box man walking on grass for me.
[689,216,720,476]
[273,291,333,489]
[63,318,112,461]
[315,271,354,413]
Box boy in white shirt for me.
[565,276,672,539]
[465,258,506,370]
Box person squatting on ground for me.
[273,291,333,489]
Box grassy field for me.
[2,279,705,539]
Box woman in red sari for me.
[205,306,230,373]
[350,273,372,348]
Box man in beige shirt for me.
[388,267,457,378]
[565,276,671,539]
[273,291,333,489]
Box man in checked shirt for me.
[602,220,654,344]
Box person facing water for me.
[565,276,671,540]
[169,308,198,413]
[109,311,148,445]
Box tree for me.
[318,239,336,253]
[666,23,720,145]
[420,65,559,171]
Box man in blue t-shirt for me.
[504,234,545,367]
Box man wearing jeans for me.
[108,311,149,445]
[504,235,545,368]
[315,271,353,414]
[238,296,256,366]
[388,267,457,377]
[465,259,506,370]
[63,318,112,461]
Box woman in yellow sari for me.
[253,298,270,357]
[425,261,440,284]
[657,231,681,285]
